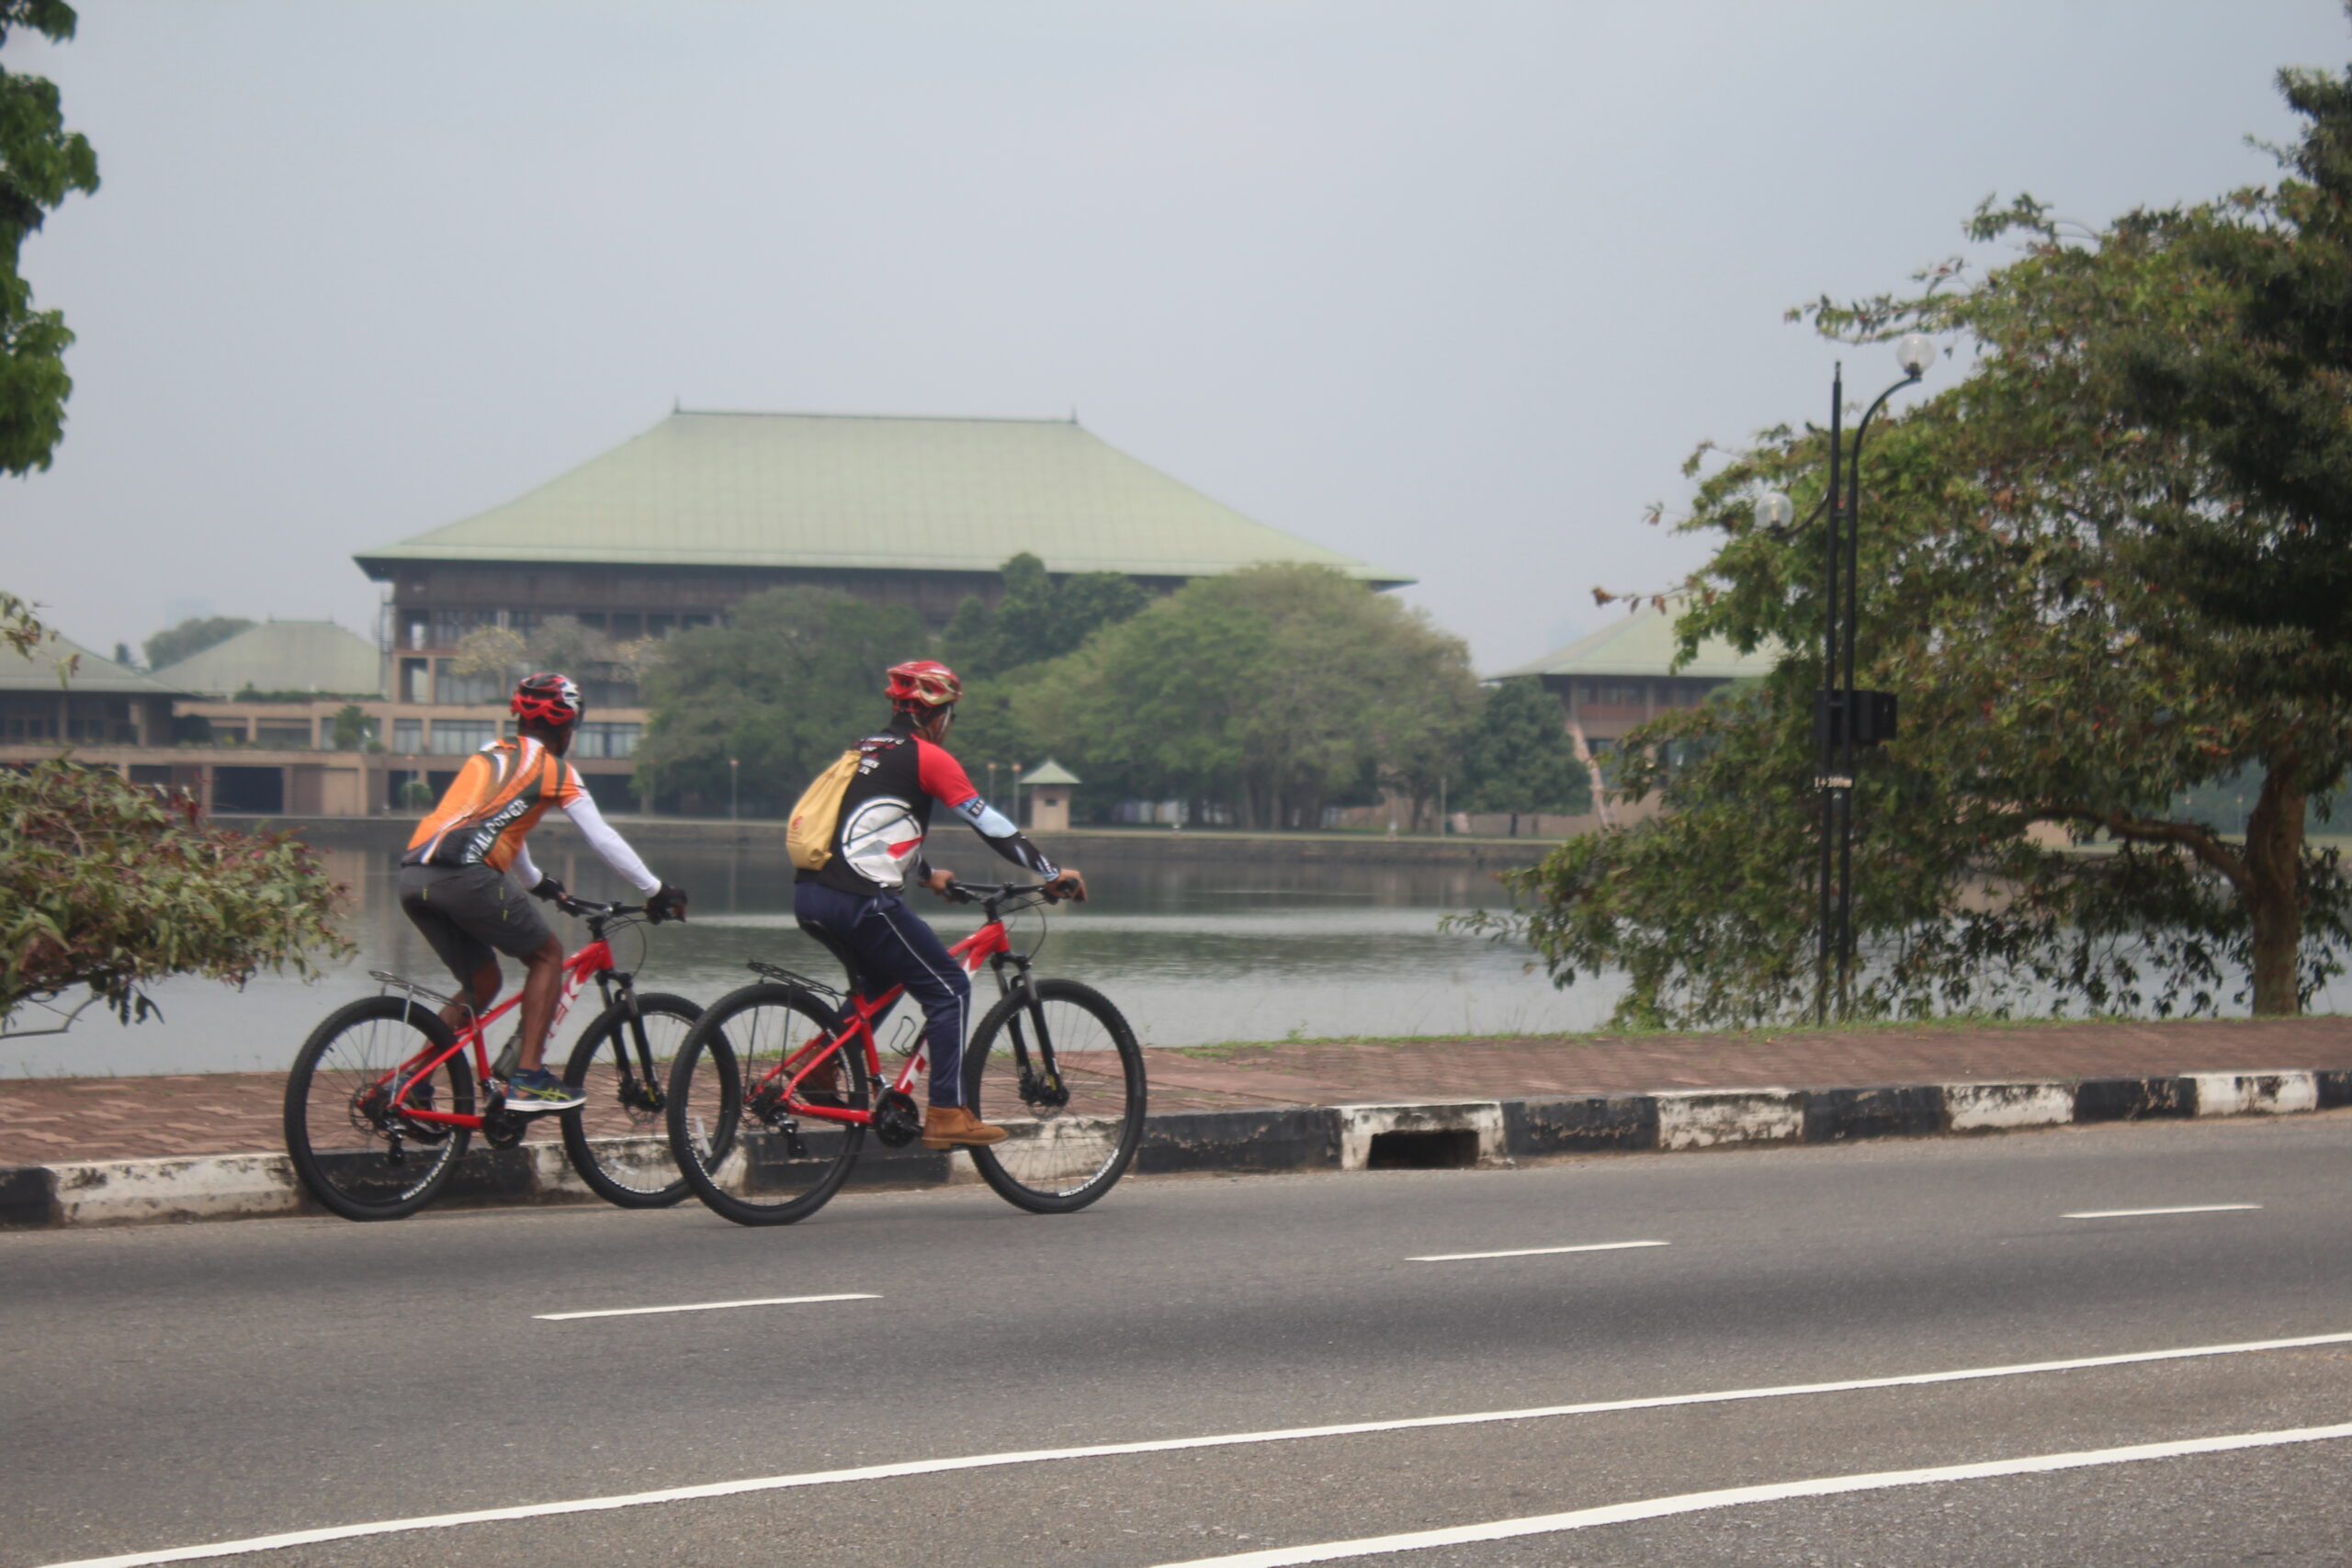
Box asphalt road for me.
[6,1112,2352,1567]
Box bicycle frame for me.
[753,912,1024,1127]
[379,932,621,1132]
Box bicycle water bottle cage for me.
[745,961,842,1002]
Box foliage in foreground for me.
[1491,44,2352,1025]
[1,761,349,1024]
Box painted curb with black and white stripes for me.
[3,1068,2346,1230]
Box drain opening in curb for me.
[1367,1129,1480,1169]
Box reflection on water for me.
[6,830,1614,1077]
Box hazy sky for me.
[9,1,2349,672]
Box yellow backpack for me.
[786,750,862,872]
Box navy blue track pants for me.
[793,881,973,1108]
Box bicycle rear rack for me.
[746,961,842,1001]
[369,970,459,1010]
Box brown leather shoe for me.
[922,1105,1009,1148]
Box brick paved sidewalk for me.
[6,1015,2347,1168]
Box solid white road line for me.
[1148,1420,2352,1568]
[2064,1204,2263,1220]
[1408,1241,1670,1262]
[40,1328,2352,1568]
[535,1292,877,1321]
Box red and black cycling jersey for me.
[801,711,1060,897]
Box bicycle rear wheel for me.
[666,983,869,1226]
[962,978,1146,1213]
[285,996,476,1222]
[560,992,704,1209]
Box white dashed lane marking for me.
[2063,1204,2261,1220]
[1408,1241,1670,1262]
[535,1292,877,1321]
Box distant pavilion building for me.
[356,408,1406,679]
[1019,759,1080,833]
[0,636,377,815]
[347,409,1403,816]
[1494,603,1778,826]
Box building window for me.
[392,718,424,754]
[571,721,641,759]
[433,660,502,706]
[254,722,311,750]
[430,720,497,755]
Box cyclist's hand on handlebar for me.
[646,882,689,924]
[1044,869,1088,904]
[923,867,962,901]
[528,874,567,904]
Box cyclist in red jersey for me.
[794,660,1085,1148]
[400,672,687,1110]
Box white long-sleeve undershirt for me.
[509,789,662,897]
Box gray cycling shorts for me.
[398,863,555,985]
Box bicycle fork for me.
[987,954,1069,1110]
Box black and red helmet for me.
[512,671,584,730]
[885,660,963,711]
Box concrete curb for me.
[6,1067,2349,1230]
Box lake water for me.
[3,830,1614,1077]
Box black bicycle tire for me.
[560,992,705,1209]
[666,982,869,1226]
[284,995,476,1222]
[962,977,1147,1214]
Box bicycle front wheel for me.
[963,978,1146,1213]
[560,992,704,1209]
[666,983,870,1226]
[285,996,476,1222]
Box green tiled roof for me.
[152,620,384,698]
[0,636,186,695]
[1492,603,1781,681]
[1019,759,1081,786]
[356,411,1410,585]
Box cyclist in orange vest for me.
[400,671,686,1110]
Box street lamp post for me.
[728,757,739,823]
[1756,333,1933,1024]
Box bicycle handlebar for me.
[942,879,1078,910]
[553,892,686,925]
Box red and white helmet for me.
[511,671,583,730]
[885,660,963,710]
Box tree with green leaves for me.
[1,0,97,477]
[1499,47,2352,1025]
[941,552,1149,679]
[1017,564,1477,829]
[2093,45,2352,683]
[633,586,927,814]
[143,615,254,672]
[1462,679,1590,835]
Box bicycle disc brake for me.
[873,1089,922,1148]
[1019,1066,1070,1111]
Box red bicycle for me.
[664,881,1146,1225]
[283,897,709,1221]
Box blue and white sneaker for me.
[503,1067,586,1113]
